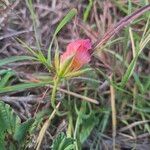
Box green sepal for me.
[64,68,92,78]
[58,55,74,77]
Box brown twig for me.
[35,102,61,150]
[92,4,150,50]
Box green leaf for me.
[0,101,21,135]
[0,133,5,150]
[0,69,13,75]
[16,38,39,57]
[0,82,49,94]
[83,0,93,22]
[0,101,22,149]
[83,70,100,89]
[120,56,138,87]
[0,56,35,67]
[13,118,34,142]
[58,55,74,77]
[99,110,110,133]
[0,142,5,150]
[65,68,92,78]
[53,8,77,37]
[16,38,48,68]
[47,8,77,66]
[120,27,150,87]
[0,70,15,88]
[51,133,75,150]
[80,112,97,143]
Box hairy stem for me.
[51,76,60,108]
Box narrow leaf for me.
[0,82,49,94]
[47,8,77,65]
[0,56,34,67]
[14,118,34,142]
[0,71,15,88]
[0,101,21,135]
[54,8,77,36]
[65,68,92,78]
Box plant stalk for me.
[51,76,60,108]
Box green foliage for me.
[79,111,97,143]
[29,109,51,134]
[83,0,93,22]
[0,69,15,88]
[120,26,150,87]
[0,56,34,67]
[0,136,5,150]
[13,118,34,142]
[0,101,20,135]
[0,101,34,149]
[16,38,49,70]
[51,133,75,150]
[0,1,150,149]
[0,82,49,94]
[65,68,92,78]
[48,8,77,66]
[53,8,77,37]
[74,101,98,148]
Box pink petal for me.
[60,39,92,71]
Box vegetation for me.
[0,0,150,149]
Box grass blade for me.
[120,29,150,87]
[53,8,77,37]
[83,0,93,22]
[25,0,41,50]
[0,82,49,94]
[0,56,34,67]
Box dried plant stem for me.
[56,86,99,104]
[46,84,99,104]
[110,77,116,150]
[35,102,61,150]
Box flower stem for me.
[74,117,80,150]
[67,113,73,137]
[51,76,60,109]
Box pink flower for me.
[60,39,92,71]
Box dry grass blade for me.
[110,76,117,150]
[56,86,99,104]
[129,27,136,58]
[35,102,61,150]
[119,120,150,132]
